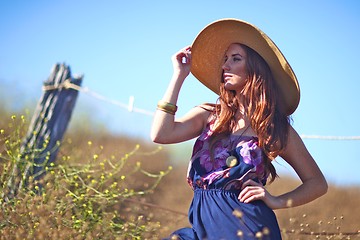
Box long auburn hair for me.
[210,43,290,182]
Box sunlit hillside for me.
[0,105,359,239]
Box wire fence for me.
[40,77,360,238]
[49,79,360,141]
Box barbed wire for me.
[43,79,154,116]
[43,79,360,237]
[300,135,360,140]
[45,79,360,141]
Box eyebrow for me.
[231,53,244,58]
[225,53,244,58]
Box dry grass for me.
[151,161,360,239]
[1,113,359,239]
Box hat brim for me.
[190,18,300,115]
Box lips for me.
[223,73,232,81]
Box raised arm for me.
[151,46,210,144]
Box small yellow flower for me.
[233,209,243,219]
[255,232,263,238]
[262,227,270,235]
[286,199,293,207]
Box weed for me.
[0,114,170,239]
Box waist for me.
[193,188,241,196]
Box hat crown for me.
[191,18,300,115]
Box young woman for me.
[151,19,327,240]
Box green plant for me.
[0,114,171,239]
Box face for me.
[222,43,248,92]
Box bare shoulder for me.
[195,103,216,127]
[281,125,305,158]
[280,125,318,173]
[168,103,214,142]
[182,103,215,127]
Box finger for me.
[238,186,254,201]
[239,186,265,202]
[183,46,191,51]
[240,189,262,203]
[242,192,264,203]
[183,54,191,64]
[182,49,192,63]
[174,52,189,64]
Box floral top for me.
[186,117,268,191]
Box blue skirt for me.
[166,189,281,240]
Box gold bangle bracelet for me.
[157,106,176,115]
[157,101,178,115]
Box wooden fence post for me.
[5,63,82,199]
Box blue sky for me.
[1,0,359,186]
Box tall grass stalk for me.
[0,114,170,239]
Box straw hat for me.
[191,18,300,115]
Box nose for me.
[222,60,230,71]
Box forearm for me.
[150,74,185,143]
[273,176,328,209]
[272,126,328,209]
[151,46,193,143]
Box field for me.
[154,158,360,240]
[0,112,359,239]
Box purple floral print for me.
[199,141,230,173]
[239,140,262,166]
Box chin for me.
[224,84,236,92]
[224,82,233,89]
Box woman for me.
[151,19,327,240]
